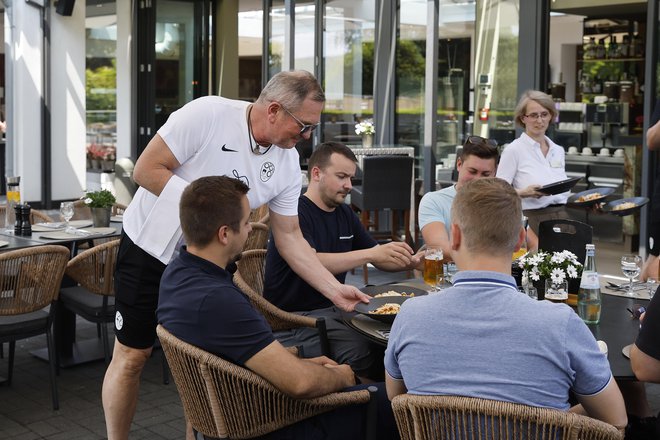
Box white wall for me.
[116,0,132,161]
[50,4,87,201]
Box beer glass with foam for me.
[424,247,444,291]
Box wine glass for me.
[620,254,642,296]
[60,202,75,233]
[647,277,658,299]
[423,247,444,293]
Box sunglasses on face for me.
[280,104,320,135]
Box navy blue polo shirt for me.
[264,195,377,312]
[157,247,274,366]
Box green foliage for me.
[86,59,117,120]
[83,189,116,208]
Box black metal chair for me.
[350,155,414,283]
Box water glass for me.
[621,255,642,296]
[60,202,75,232]
[647,277,658,299]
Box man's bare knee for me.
[111,339,153,376]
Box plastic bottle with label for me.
[578,244,601,324]
[5,176,20,233]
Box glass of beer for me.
[424,247,444,292]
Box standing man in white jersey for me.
[101,70,370,440]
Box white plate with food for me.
[602,197,649,217]
[567,187,615,207]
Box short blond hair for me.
[451,178,521,255]
[513,90,556,128]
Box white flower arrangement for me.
[355,119,375,136]
[519,250,583,285]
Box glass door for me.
[136,0,212,156]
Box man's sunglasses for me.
[465,135,498,149]
[280,104,320,135]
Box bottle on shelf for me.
[584,37,596,60]
[595,38,606,59]
[578,244,602,325]
[608,35,618,59]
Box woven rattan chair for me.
[248,203,270,224]
[0,245,70,410]
[59,239,119,364]
[0,205,54,229]
[157,325,376,439]
[242,222,269,251]
[71,200,127,221]
[234,249,331,356]
[391,394,623,440]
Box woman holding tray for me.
[496,90,570,236]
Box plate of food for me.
[537,177,581,196]
[354,296,410,324]
[567,187,615,207]
[361,284,428,298]
[602,197,649,216]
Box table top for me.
[345,279,646,380]
[0,220,122,252]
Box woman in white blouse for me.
[496,90,568,236]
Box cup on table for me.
[581,147,593,156]
[614,148,624,158]
[567,146,578,155]
[599,147,610,156]
[423,247,444,292]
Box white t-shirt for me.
[496,132,568,210]
[123,96,302,264]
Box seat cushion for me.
[60,286,115,322]
[0,309,50,341]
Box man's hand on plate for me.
[331,284,370,312]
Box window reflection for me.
[86,4,117,171]
[322,1,375,146]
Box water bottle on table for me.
[578,244,601,324]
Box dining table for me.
[0,219,123,367]
[344,278,649,380]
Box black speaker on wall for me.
[56,0,76,16]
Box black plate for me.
[567,187,615,207]
[360,284,429,298]
[354,296,410,324]
[537,177,582,195]
[602,197,649,216]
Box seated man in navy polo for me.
[385,178,627,433]
[264,142,420,379]
[157,175,398,439]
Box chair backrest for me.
[113,157,138,206]
[0,245,70,315]
[392,394,622,440]
[71,200,126,221]
[156,325,224,438]
[0,206,54,229]
[235,249,266,295]
[243,222,269,251]
[538,219,593,263]
[361,155,413,211]
[65,239,120,296]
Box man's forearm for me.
[317,249,373,275]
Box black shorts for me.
[114,231,167,349]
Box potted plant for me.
[83,189,116,227]
[355,119,375,148]
[518,250,583,300]
[101,146,117,171]
[87,144,105,170]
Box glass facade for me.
[321,1,376,147]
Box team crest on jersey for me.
[260,162,275,182]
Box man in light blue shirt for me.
[418,136,498,259]
[386,177,627,432]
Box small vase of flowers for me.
[518,250,583,300]
[83,189,116,227]
[355,119,375,148]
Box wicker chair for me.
[71,200,127,220]
[157,325,376,439]
[0,205,54,229]
[391,394,623,440]
[0,245,70,410]
[248,203,269,225]
[234,249,330,356]
[59,239,119,364]
[242,222,269,251]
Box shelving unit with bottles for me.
[576,19,644,107]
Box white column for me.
[116,0,133,161]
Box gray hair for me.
[513,90,557,128]
[256,70,325,111]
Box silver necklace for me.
[247,105,272,155]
